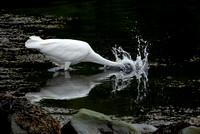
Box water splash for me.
[111,36,149,102]
[112,40,148,72]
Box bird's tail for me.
[25,36,43,48]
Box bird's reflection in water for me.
[26,68,148,103]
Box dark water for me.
[1,0,200,122]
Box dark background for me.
[2,0,200,63]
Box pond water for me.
[1,0,200,125]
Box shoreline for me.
[1,91,200,134]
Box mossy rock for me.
[67,108,141,134]
[181,126,200,134]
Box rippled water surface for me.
[1,0,200,123]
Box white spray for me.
[111,36,149,102]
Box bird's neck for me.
[86,51,122,67]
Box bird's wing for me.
[38,39,91,64]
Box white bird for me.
[25,36,123,70]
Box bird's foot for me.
[48,66,64,72]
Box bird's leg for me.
[64,62,71,70]
[64,71,71,78]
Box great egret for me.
[25,36,124,70]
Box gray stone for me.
[181,126,200,134]
[69,108,141,134]
[132,124,157,134]
[11,116,28,134]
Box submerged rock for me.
[132,124,157,134]
[153,121,190,134]
[62,108,141,134]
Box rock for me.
[153,121,190,134]
[12,101,61,134]
[181,126,200,134]
[62,108,141,134]
[0,91,61,134]
[11,116,27,134]
[1,37,10,45]
[132,124,157,134]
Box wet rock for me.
[153,121,190,134]
[12,103,61,134]
[0,91,61,134]
[1,37,10,45]
[181,126,200,134]
[144,106,200,127]
[11,116,27,134]
[132,124,157,134]
[62,108,141,134]
[41,106,78,127]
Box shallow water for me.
[1,0,200,125]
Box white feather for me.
[25,36,122,70]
